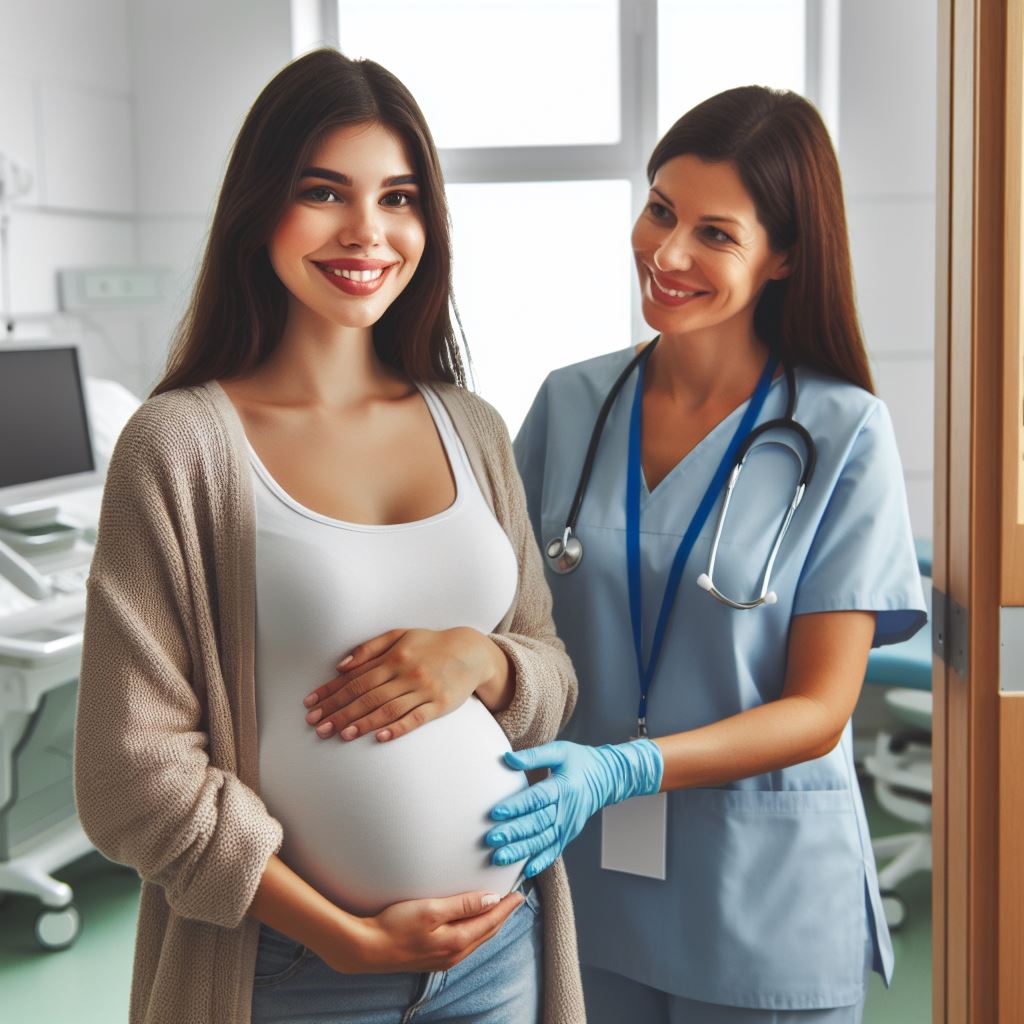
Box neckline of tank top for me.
[241,382,473,534]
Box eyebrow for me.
[299,167,418,187]
[649,187,742,226]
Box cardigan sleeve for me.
[74,399,283,929]
[455,395,578,749]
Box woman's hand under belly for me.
[260,696,528,916]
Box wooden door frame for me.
[935,0,1023,1020]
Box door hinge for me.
[932,587,969,679]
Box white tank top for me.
[250,385,526,915]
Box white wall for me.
[838,0,938,540]
[0,0,291,395]
[130,0,292,389]
[0,0,143,388]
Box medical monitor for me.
[0,345,100,519]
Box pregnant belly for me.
[259,697,529,915]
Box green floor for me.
[0,792,931,1023]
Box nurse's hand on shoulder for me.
[485,739,664,876]
[301,627,509,743]
[330,888,524,974]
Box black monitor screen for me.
[0,347,95,488]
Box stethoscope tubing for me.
[563,345,652,534]
[545,343,654,574]
[545,341,818,604]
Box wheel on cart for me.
[881,890,907,930]
[34,903,81,951]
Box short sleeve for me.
[512,376,551,548]
[793,399,927,647]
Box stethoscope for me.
[544,336,817,610]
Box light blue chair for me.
[862,539,933,928]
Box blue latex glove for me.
[485,738,664,878]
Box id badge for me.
[600,791,667,880]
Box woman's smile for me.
[313,258,397,296]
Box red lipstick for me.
[313,258,397,296]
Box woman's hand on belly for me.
[303,627,513,743]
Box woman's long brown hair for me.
[152,49,465,397]
[648,86,874,393]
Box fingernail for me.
[525,864,537,878]
[487,832,506,846]
[481,893,500,907]
[303,693,318,707]
[494,850,512,865]
[375,729,392,742]
[492,807,509,819]
[337,654,354,669]
[305,708,323,724]
[341,726,358,740]
[316,722,334,738]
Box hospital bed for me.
[0,343,137,949]
[862,540,933,929]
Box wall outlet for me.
[58,267,168,309]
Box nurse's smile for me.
[645,269,710,307]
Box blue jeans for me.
[251,882,542,1024]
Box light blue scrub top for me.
[513,347,928,1012]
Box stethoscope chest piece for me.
[546,529,583,574]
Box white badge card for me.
[600,791,667,880]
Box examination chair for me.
[861,540,933,929]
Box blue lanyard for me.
[626,350,779,735]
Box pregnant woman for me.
[74,50,582,1024]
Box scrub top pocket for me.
[670,787,869,1010]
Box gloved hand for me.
[485,738,664,878]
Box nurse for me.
[485,86,928,1022]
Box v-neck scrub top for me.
[250,385,526,915]
[513,347,927,1011]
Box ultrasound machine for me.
[0,343,136,949]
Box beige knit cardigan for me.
[74,380,585,1024]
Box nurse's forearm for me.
[653,695,841,791]
[654,610,873,789]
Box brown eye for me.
[381,192,415,208]
[303,186,339,203]
[702,226,735,244]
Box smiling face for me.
[631,154,789,342]
[268,121,426,333]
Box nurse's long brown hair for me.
[649,86,874,393]
[152,49,466,396]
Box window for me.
[657,0,807,135]
[335,0,620,149]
